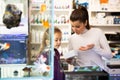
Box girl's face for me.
[70,20,87,35]
[54,32,62,49]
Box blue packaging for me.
[0,34,28,64]
[114,18,120,24]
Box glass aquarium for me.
[0,0,54,80]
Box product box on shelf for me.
[0,34,28,64]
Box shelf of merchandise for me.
[89,0,120,28]
[28,0,54,79]
[89,10,120,27]
[31,8,70,12]
[91,24,120,27]
[29,1,51,67]
[52,0,72,54]
[30,23,43,26]
[89,9,120,12]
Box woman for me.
[68,6,113,69]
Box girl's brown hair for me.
[54,27,62,34]
[39,27,62,54]
[39,28,50,54]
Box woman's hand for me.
[79,44,94,51]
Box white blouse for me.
[68,28,113,69]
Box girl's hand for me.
[66,57,74,64]
[79,44,94,51]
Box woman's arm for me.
[92,30,113,59]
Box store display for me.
[73,66,102,72]
[89,0,120,26]
[105,33,120,59]
[28,0,54,79]
[64,70,108,80]
[29,0,52,63]
[109,74,120,80]
[0,66,25,78]
[0,34,27,64]
[53,0,72,55]
[105,59,120,80]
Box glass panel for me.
[27,0,54,79]
[0,0,54,80]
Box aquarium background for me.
[0,34,27,64]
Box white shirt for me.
[68,28,113,69]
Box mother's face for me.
[70,20,87,35]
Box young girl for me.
[34,27,65,80]
[54,27,65,80]
[34,28,50,65]
[32,28,51,76]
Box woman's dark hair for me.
[70,6,90,29]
